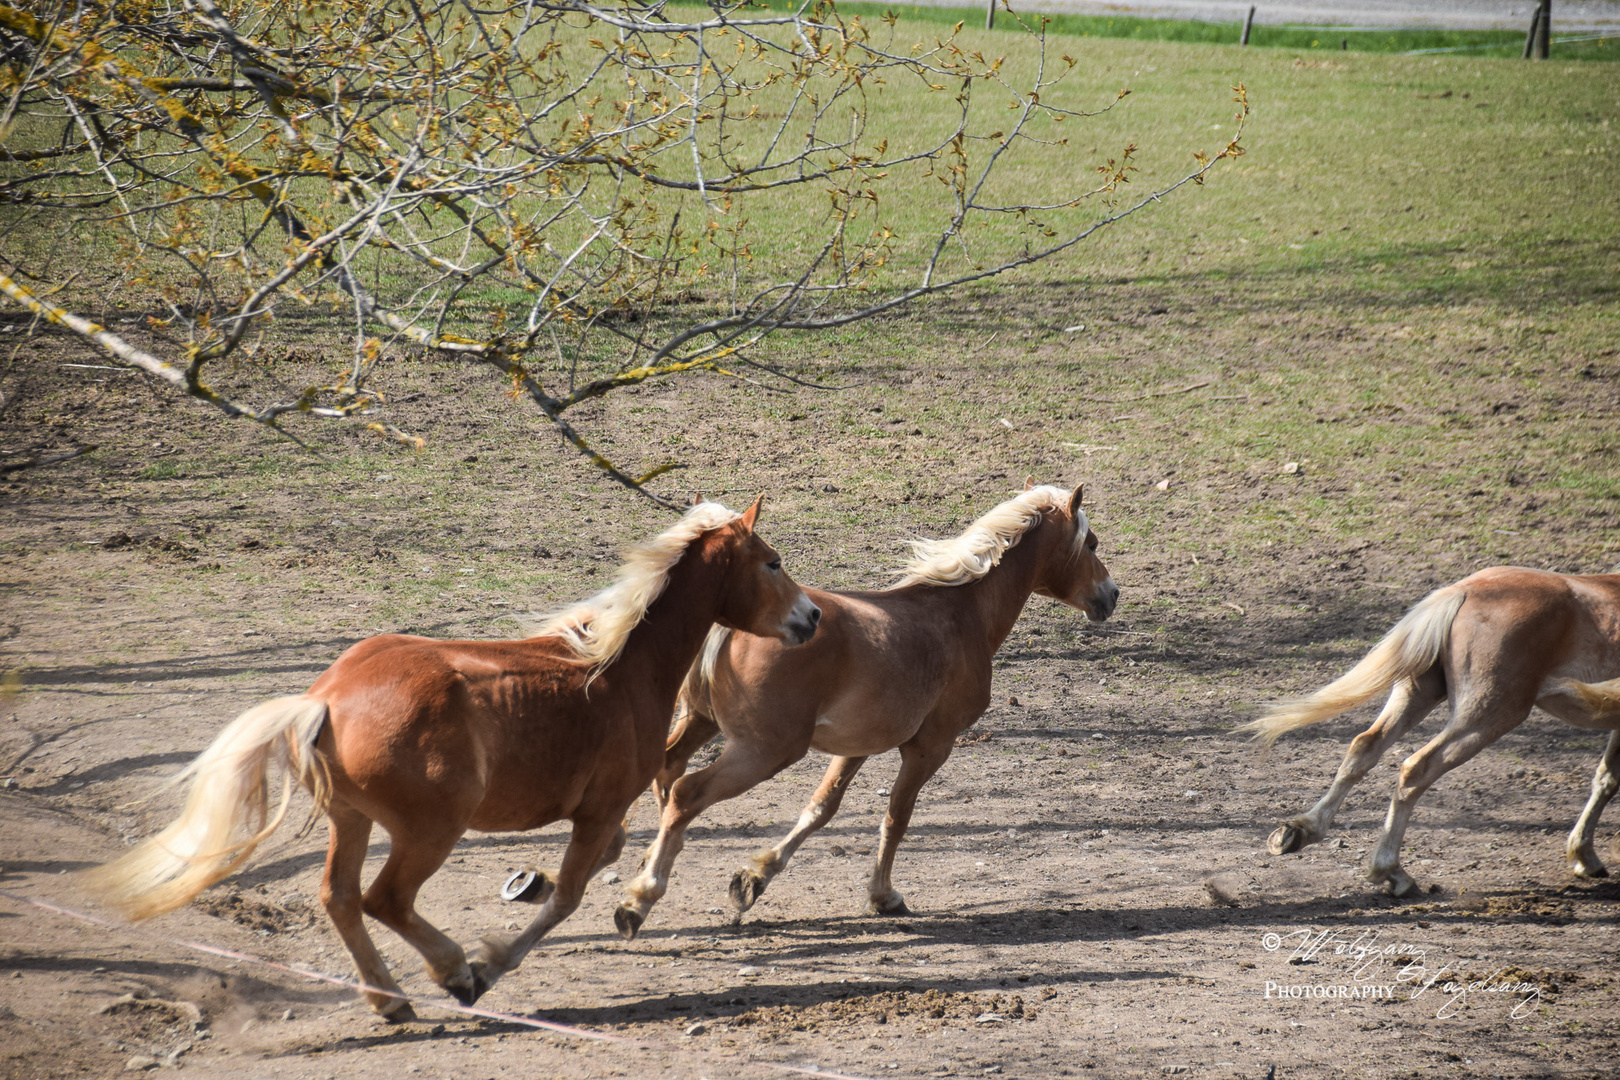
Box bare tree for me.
[0,0,1246,506]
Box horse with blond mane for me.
[88,499,820,1018]
[612,483,1118,938]
[1243,566,1620,896]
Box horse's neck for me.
[960,524,1046,651]
[614,550,726,703]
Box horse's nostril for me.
[808,606,821,625]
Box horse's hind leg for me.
[361,819,480,1004]
[655,706,720,809]
[478,815,623,984]
[509,818,626,906]
[1368,695,1532,897]
[731,755,868,914]
[321,805,413,1019]
[1270,673,1443,856]
[1568,730,1620,879]
[866,736,952,916]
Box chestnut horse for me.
[1244,566,1620,896]
[88,499,819,1018]
[612,484,1118,938]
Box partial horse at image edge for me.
[84,498,820,1019]
[1242,566,1620,896]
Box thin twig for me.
[0,444,94,474]
[1091,379,1214,405]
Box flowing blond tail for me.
[1567,677,1620,720]
[1239,587,1467,748]
[85,696,330,921]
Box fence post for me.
[1241,5,1255,45]
[1535,0,1551,58]
[1522,3,1540,57]
[986,0,995,30]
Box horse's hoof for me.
[1384,871,1418,898]
[501,867,554,904]
[1267,824,1310,856]
[1571,858,1609,880]
[614,904,645,941]
[866,893,910,916]
[448,961,492,1006]
[729,869,766,913]
[379,1000,417,1023]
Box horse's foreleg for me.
[733,755,868,914]
[617,745,786,939]
[321,806,414,1020]
[1270,675,1443,856]
[655,706,720,809]
[1568,730,1620,879]
[478,815,622,985]
[360,819,477,1004]
[866,739,951,916]
[1368,697,1529,897]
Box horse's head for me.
[1033,484,1119,622]
[712,495,820,645]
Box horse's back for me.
[309,634,604,829]
[1448,567,1620,689]
[713,586,970,754]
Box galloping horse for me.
[88,499,820,1018]
[612,483,1118,938]
[1244,566,1620,896]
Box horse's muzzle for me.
[1088,579,1120,622]
[784,597,821,644]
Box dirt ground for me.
[2,275,1619,1080]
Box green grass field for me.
[642,10,1620,325]
[7,20,1618,572]
[749,0,1620,61]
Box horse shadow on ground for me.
[270,876,1620,1051]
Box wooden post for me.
[1535,0,1551,58]
[1240,5,1255,45]
[986,0,995,30]
[1522,4,1540,57]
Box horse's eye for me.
[767,559,782,571]
[1087,536,1099,551]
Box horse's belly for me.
[467,800,568,833]
[808,710,921,758]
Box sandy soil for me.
[2,283,1618,1080]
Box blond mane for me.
[533,501,741,672]
[895,485,1085,587]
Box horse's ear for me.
[1023,476,1036,491]
[1069,484,1085,516]
[691,491,704,507]
[740,493,765,533]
